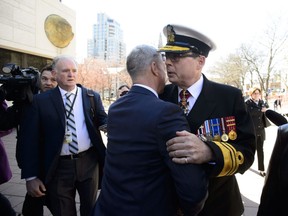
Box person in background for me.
[274,96,282,111]
[245,87,269,177]
[19,64,57,216]
[117,84,130,98]
[39,64,57,93]
[257,111,288,216]
[17,55,107,216]
[0,76,25,216]
[0,100,19,216]
[92,44,208,216]
[159,24,256,216]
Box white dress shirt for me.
[59,86,92,155]
[178,75,204,114]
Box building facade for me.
[0,0,76,70]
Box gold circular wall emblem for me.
[44,14,74,48]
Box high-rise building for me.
[87,38,95,57]
[88,13,126,64]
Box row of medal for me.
[197,116,237,142]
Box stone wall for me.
[0,0,76,59]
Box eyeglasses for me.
[165,53,198,63]
[161,53,166,62]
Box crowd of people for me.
[0,23,287,216]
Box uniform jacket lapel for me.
[160,75,217,133]
[187,75,217,133]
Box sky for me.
[61,0,288,68]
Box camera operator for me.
[0,63,41,216]
[0,63,40,136]
[38,64,57,93]
[17,64,57,216]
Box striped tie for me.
[65,92,78,154]
[179,89,191,115]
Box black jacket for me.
[257,123,288,216]
[17,85,107,183]
[245,99,269,139]
[160,75,256,216]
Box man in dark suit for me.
[158,24,256,216]
[20,64,57,216]
[16,64,57,216]
[18,55,107,216]
[257,113,288,216]
[92,45,209,216]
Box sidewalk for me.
[0,126,279,215]
[0,129,68,216]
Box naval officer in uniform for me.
[159,24,256,216]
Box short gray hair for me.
[126,45,162,79]
[51,55,77,70]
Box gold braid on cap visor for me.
[159,45,190,52]
[214,141,244,177]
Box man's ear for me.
[197,56,206,69]
[199,56,205,65]
[150,61,158,76]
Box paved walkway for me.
[0,125,279,216]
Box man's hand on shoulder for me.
[166,130,214,164]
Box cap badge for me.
[166,25,175,44]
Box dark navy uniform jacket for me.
[160,74,256,216]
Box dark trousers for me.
[22,193,51,216]
[47,148,99,216]
[256,135,265,171]
[0,193,16,216]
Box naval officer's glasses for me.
[165,52,199,63]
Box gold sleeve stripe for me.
[220,142,239,175]
[214,141,244,177]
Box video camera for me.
[0,63,40,103]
